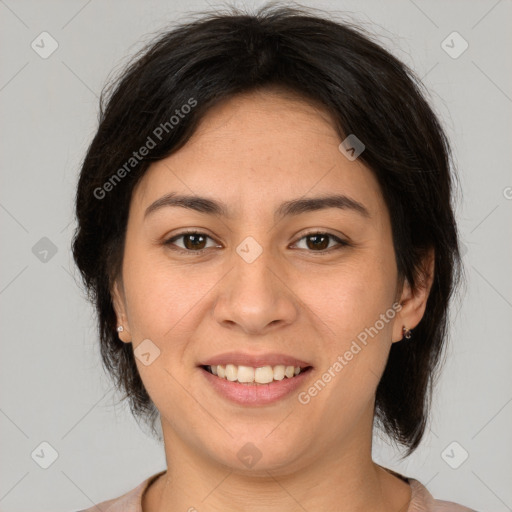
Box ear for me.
[112,279,131,343]
[392,248,435,343]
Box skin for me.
[112,87,434,512]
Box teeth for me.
[273,365,285,380]
[207,364,304,384]
[237,365,254,383]
[225,364,238,381]
[254,366,273,384]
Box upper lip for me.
[200,352,312,369]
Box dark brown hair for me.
[72,3,463,456]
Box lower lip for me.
[200,367,313,406]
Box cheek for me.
[120,251,208,400]
[121,245,213,338]
[303,253,397,402]
[304,258,397,343]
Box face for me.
[113,89,429,475]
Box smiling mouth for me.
[201,364,313,385]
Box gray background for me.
[0,0,511,510]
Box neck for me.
[143,416,411,512]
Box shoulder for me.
[408,478,479,511]
[74,471,165,512]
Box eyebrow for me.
[144,192,371,220]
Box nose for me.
[212,241,299,336]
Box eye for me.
[164,230,349,255]
[164,231,220,254]
[292,231,349,252]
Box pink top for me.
[76,469,477,511]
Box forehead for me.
[132,90,386,222]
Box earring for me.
[117,325,124,332]
[402,326,412,340]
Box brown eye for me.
[164,232,218,253]
[305,234,330,250]
[182,233,207,250]
[164,230,348,255]
[293,232,348,252]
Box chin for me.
[204,428,312,475]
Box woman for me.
[72,4,476,511]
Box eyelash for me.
[163,229,350,255]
